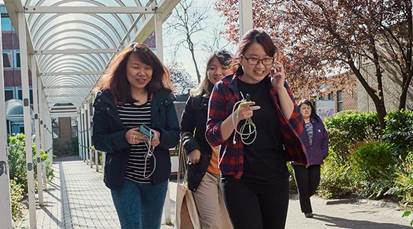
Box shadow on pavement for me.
[39,205,63,227]
[55,156,81,162]
[313,214,410,229]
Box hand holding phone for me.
[139,124,153,140]
[138,124,160,148]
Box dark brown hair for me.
[235,29,277,75]
[191,50,234,96]
[96,43,173,104]
[299,99,320,121]
[236,29,277,58]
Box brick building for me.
[316,73,358,118]
[1,5,35,134]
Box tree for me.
[169,62,196,95]
[216,0,413,129]
[167,0,209,83]
[201,27,233,54]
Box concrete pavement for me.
[18,157,411,228]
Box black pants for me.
[292,164,321,214]
[222,177,289,229]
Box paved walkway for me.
[18,157,411,228]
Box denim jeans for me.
[111,179,168,229]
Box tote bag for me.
[175,141,201,229]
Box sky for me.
[163,0,235,83]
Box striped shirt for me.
[117,102,152,183]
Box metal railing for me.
[84,147,105,173]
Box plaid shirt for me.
[206,73,308,179]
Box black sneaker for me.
[304,213,313,218]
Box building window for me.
[30,89,33,104]
[5,88,13,101]
[3,51,12,68]
[327,92,333,100]
[17,88,33,103]
[337,90,344,112]
[14,51,20,68]
[17,89,22,100]
[1,16,14,31]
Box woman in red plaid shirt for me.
[206,30,308,229]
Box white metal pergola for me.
[0,0,252,228]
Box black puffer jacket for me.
[180,93,213,192]
[92,89,180,190]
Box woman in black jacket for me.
[180,50,234,229]
[92,43,179,229]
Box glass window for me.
[17,88,33,103]
[15,52,20,68]
[5,89,13,101]
[1,17,14,31]
[17,89,22,100]
[328,92,333,100]
[29,89,33,104]
[3,51,12,68]
[337,90,344,112]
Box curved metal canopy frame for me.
[38,54,110,74]
[42,76,97,88]
[37,28,115,50]
[38,43,109,71]
[44,55,106,72]
[37,31,112,51]
[4,0,180,112]
[31,17,123,47]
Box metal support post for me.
[0,12,13,229]
[239,0,253,37]
[18,12,37,228]
[30,55,44,205]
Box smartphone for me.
[139,124,152,140]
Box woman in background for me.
[293,99,328,218]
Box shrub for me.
[53,138,78,156]
[325,111,380,158]
[37,149,54,183]
[383,110,413,159]
[388,151,413,206]
[8,134,54,191]
[350,141,396,198]
[287,163,297,193]
[8,134,28,190]
[71,137,79,154]
[318,151,355,198]
[402,207,413,227]
[10,178,24,222]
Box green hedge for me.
[318,151,355,198]
[7,133,54,221]
[319,110,413,204]
[8,134,54,191]
[383,110,413,159]
[324,111,381,159]
[350,141,396,198]
[10,178,24,222]
[389,151,413,206]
